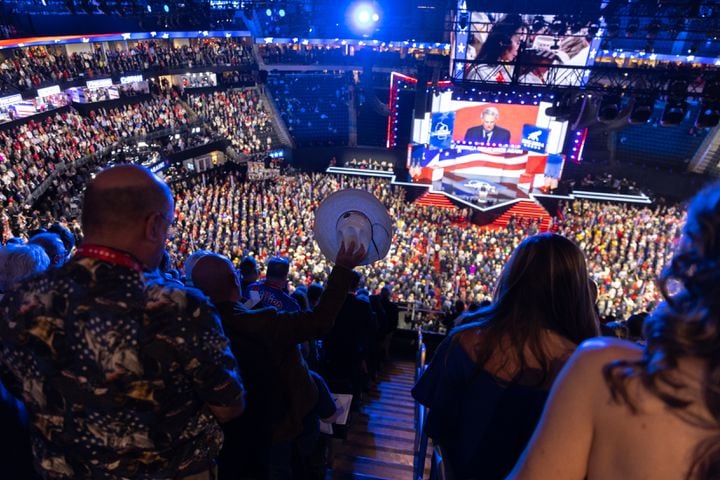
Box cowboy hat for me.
[313,189,393,266]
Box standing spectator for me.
[249,256,300,312]
[324,270,376,396]
[0,165,245,479]
[239,255,260,300]
[508,182,720,480]
[0,243,50,298]
[191,241,365,479]
[413,233,599,480]
[28,232,67,269]
[379,285,400,359]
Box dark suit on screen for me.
[464,125,512,145]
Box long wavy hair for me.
[459,233,600,386]
[476,14,527,63]
[604,182,720,480]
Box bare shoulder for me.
[568,337,643,372]
[454,324,485,354]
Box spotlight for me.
[661,99,688,126]
[629,96,655,124]
[597,93,622,122]
[696,106,720,128]
[266,8,272,16]
[347,2,381,34]
[278,9,285,17]
[545,92,576,120]
[163,4,169,13]
[696,80,720,128]
[355,6,372,25]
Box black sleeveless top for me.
[412,335,549,480]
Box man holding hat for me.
[191,241,366,478]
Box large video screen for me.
[407,93,569,204]
[451,12,601,87]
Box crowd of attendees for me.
[0,24,19,39]
[0,38,254,92]
[186,89,277,155]
[38,170,670,325]
[267,73,351,146]
[2,167,684,325]
[0,137,713,480]
[0,94,191,209]
[259,44,437,69]
[0,85,280,214]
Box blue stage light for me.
[163,4,169,13]
[348,2,380,33]
[355,6,372,25]
[266,8,272,16]
[279,9,286,17]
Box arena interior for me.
[1,0,720,479]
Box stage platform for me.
[325,165,652,229]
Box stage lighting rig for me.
[629,95,655,124]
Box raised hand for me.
[335,240,367,269]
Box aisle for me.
[327,361,421,479]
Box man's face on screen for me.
[482,114,497,132]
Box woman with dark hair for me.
[412,233,599,480]
[508,183,720,480]
[467,15,528,83]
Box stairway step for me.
[331,454,413,479]
[375,376,414,385]
[326,472,386,480]
[361,406,414,420]
[370,384,413,395]
[354,412,415,428]
[363,397,415,410]
[355,414,416,431]
[335,442,415,466]
[346,430,416,451]
[350,422,417,440]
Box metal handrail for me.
[413,326,429,480]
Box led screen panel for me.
[451,12,601,87]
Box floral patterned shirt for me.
[0,246,244,479]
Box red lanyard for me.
[75,244,144,274]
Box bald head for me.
[192,254,240,303]
[81,164,173,236]
[80,164,174,270]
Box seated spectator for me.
[190,241,365,479]
[412,233,600,480]
[0,164,245,479]
[508,182,720,480]
[0,243,50,297]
